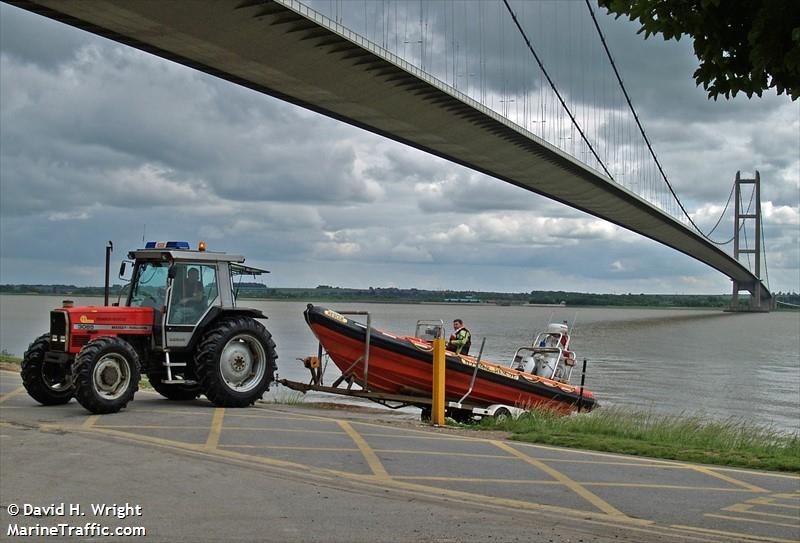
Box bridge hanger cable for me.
[584,0,733,246]
[501,0,614,181]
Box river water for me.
[2,295,798,433]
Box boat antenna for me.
[570,313,579,335]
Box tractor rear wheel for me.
[20,333,73,405]
[146,370,201,401]
[72,337,140,414]
[195,316,276,407]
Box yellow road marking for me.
[220,445,358,452]
[223,426,344,434]
[671,523,800,543]
[723,502,800,520]
[747,496,800,509]
[337,420,389,479]
[15,417,743,541]
[704,513,800,528]
[393,476,560,484]
[491,440,628,519]
[691,466,767,493]
[99,425,208,430]
[372,448,508,459]
[0,386,25,404]
[713,467,800,480]
[205,408,225,450]
[393,476,749,492]
[81,415,99,429]
[773,492,800,500]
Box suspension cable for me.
[704,179,736,237]
[584,0,733,245]
[501,0,614,180]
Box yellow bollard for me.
[431,337,446,425]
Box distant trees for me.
[599,0,800,100]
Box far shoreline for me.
[0,291,739,311]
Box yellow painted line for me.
[373,448,509,459]
[223,426,345,435]
[724,503,800,520]
[98,425,207,430]
[205,408,225,450]
[81,415,99,429]
[0,386,25,404]
[704,513,800,528]
[491,440,628,519]
[393,476,560,484]
[0,405,25,409]
[671,524,800,543]
[392,476,747,492]
[220,445,358,452]
[691,466,767,493]
[582,482,751,492]
[712,466,800,481]
[15,419,717,539]
[772,493,800,500]
[747,496,800,509]
[337,420,389,479]
[226,409,331,422]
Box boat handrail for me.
[510,346,537,369]
[332,310,373,391]
[456,337,486,406]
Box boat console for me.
[510,323,576,383]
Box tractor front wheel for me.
[20,333,73,405]
[72,337,140,414]
[195,316,276,407]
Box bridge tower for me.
[729,171,772,312]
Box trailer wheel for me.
[420,406,431,422]
[195,316,276,407]
[20,333,73,405]
[146,371,201,401]
[72,337,140,414]
[494,407,512,421]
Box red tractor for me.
[21,241,277,414]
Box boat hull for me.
[303,305,596,413]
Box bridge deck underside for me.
[11,0,769,299]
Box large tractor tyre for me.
[146,370,201,401]
[195,316,277,408]
[20,333,73,405]
[72,337,141,414]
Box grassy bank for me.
[479,406,800,472]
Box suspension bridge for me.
[6,0,776,310]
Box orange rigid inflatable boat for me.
[302,305,597,415]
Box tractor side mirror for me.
[118,260,133,280]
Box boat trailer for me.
[278,310,523,421]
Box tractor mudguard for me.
[186,307,268,352]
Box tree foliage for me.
[598,0,800,100]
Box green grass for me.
[265,390,307,406]
[0,351,21,367]
[478,406,800,472]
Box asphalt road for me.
[1,371,797,542]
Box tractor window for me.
[168,263,218,325]
[129,262,168,308]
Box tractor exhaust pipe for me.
[104,241,113,306]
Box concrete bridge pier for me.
[726,171,774,312]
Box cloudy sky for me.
[1,1,798,294]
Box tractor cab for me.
[21,241,277,415]
[124,242,268,352]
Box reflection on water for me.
[2,295,798,432]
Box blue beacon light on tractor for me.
[144,241,191,250]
